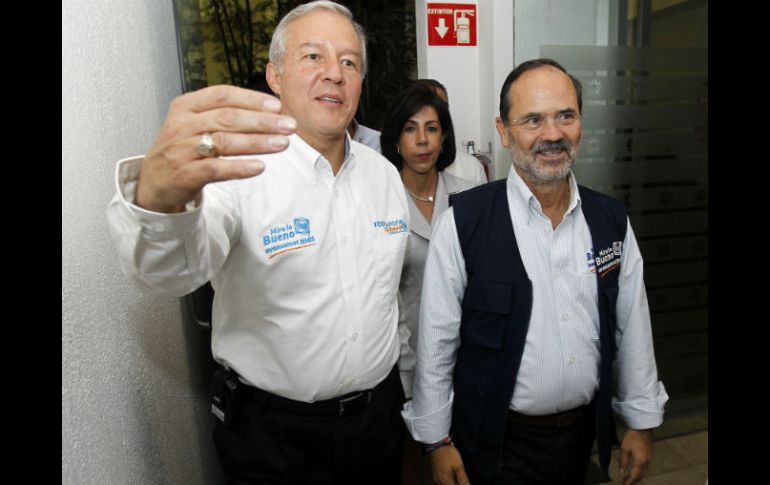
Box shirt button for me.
[334,190,341,198]
[346,284,354,292]
[350,378,357,386]
[341,236,348,244]
[568,357,575,364]
[350,332,359,342]
[561,313,570,321]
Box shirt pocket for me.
[574,272,598,311]
[372,233,408,307]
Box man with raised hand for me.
[107,2,410,483]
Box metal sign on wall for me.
[427,3,477,46]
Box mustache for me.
[531,139,573,155]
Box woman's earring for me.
[396,144,400,155]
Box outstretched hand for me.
[136,85,297,213]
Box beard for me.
[509,137,579,185]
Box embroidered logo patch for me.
[593,242,623,277]
[262,217,317,259]
[372,218,408,235]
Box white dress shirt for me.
[397,172,476,398]
[444,151,487,186]
[402,166,667,443]
[107,134,410,402]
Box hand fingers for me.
[623,463,646,485]
[199,107,297,136]
[134,150,266,212]
[170,107,295,142]
[454,466,471,485]
[433,467,454,485]
[618,448,630,477]
[620,451,649,485]
[138,85,289,212]
[181,85,284,114]
[192,132,290,158]
[165,85,296,142]
[194,157,266,183]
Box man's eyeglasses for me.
[510,110,581,131]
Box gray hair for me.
[269,1,368,78]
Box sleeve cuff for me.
[613,381,669,429]
[401,391,454,443]
[114,156,202,237]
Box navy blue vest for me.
[449,179,626,478]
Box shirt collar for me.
[285,133,353,184]
[506,166,582,225]
[566,170,581,214]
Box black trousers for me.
[467,409,596,485]
[212,366,405,485]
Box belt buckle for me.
[338,392,363,416]
[337,391,373,416]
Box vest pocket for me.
[461,280,512,350]
[463,280,513,314]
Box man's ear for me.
[266,63,281,97]
[495,116,511,148]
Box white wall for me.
[62,1,222,483]
[415,0,513,180]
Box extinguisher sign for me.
[427,3,477,46]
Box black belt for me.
[241,365,397,417]
[507,403,592,428]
